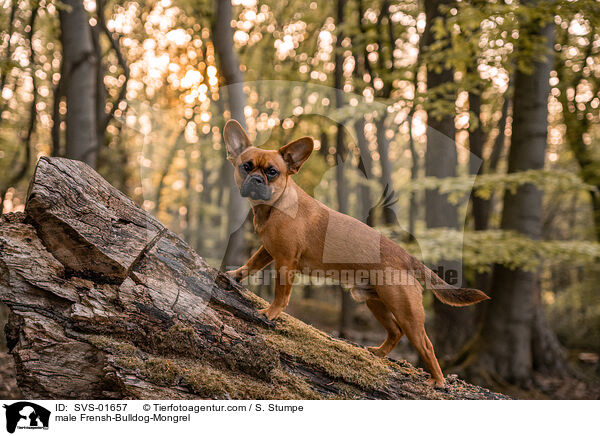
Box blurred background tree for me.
[1,0,599,398]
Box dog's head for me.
[224,120,313,204]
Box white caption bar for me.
[0,400,596,436]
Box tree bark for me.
[0,157,508,400]
[59,0,99,168]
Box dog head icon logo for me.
[3,402,50,433]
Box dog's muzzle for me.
[240,174,272,201]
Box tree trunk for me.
[591,193,600,242]
[0,0,17,129]
[423,0,473,359]
[334,0,354,338]
[468,82,488,231]
[0,157,507,400]
[467,70,489,293]
[407,49,422,241]
[468,89,511,293]
[407,112,419,240]
[355,119,373,221]
[59,0,98,168]
[469,75,511,238]
[91,23,106,153]
[213,0,249,270]
[456,8,565,387]
[375,116,396,225]
[531,281,568,376]
[0,6,38,213]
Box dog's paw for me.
[366,346,387,358]
[426,378,445,389]
[224,269,243,283]
[258,307,282,320]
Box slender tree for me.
[349,0,398,226]
[349,0,373,222]
[0,4,38,209]
[0,0,17,129]
[334,0,354,338]
[213,0,250,270]
[95,0,130,152]
[423,0,472,358]
[467,57,512,293]
[58,0,99,167]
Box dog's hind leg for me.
[403,322,445,387]
[365,297,403,357]
[377,284,445,388]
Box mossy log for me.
[0,157,507,400]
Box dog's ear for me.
[223,120,251,161]
[279,137,314,174]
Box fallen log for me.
[0,157,507,400]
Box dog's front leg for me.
[259,262,296,320]
[226,245,273,282]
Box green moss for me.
[153,358,323,400]
[114,356,145,371]
[157,323,203,356]
[269,368,324,399]
[88,332,326,399]
[180,360,272,399]
[88,334,117,350]
[145,358,179,384]
[88,335,137,356]
[224,337,280,381]
[244,291,393,390]
[179,362,231,397]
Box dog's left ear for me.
[224,119,251,162]
[279,137,314,174]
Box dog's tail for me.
[430,286,490,306]
[408,256,490,307]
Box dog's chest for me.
[256,215,296,255]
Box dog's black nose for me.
[249,174,265,185]
[240,174,271,201]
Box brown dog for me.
[223,120,489,387]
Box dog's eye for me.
[241,162,253,173]
[265,167,279,179]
